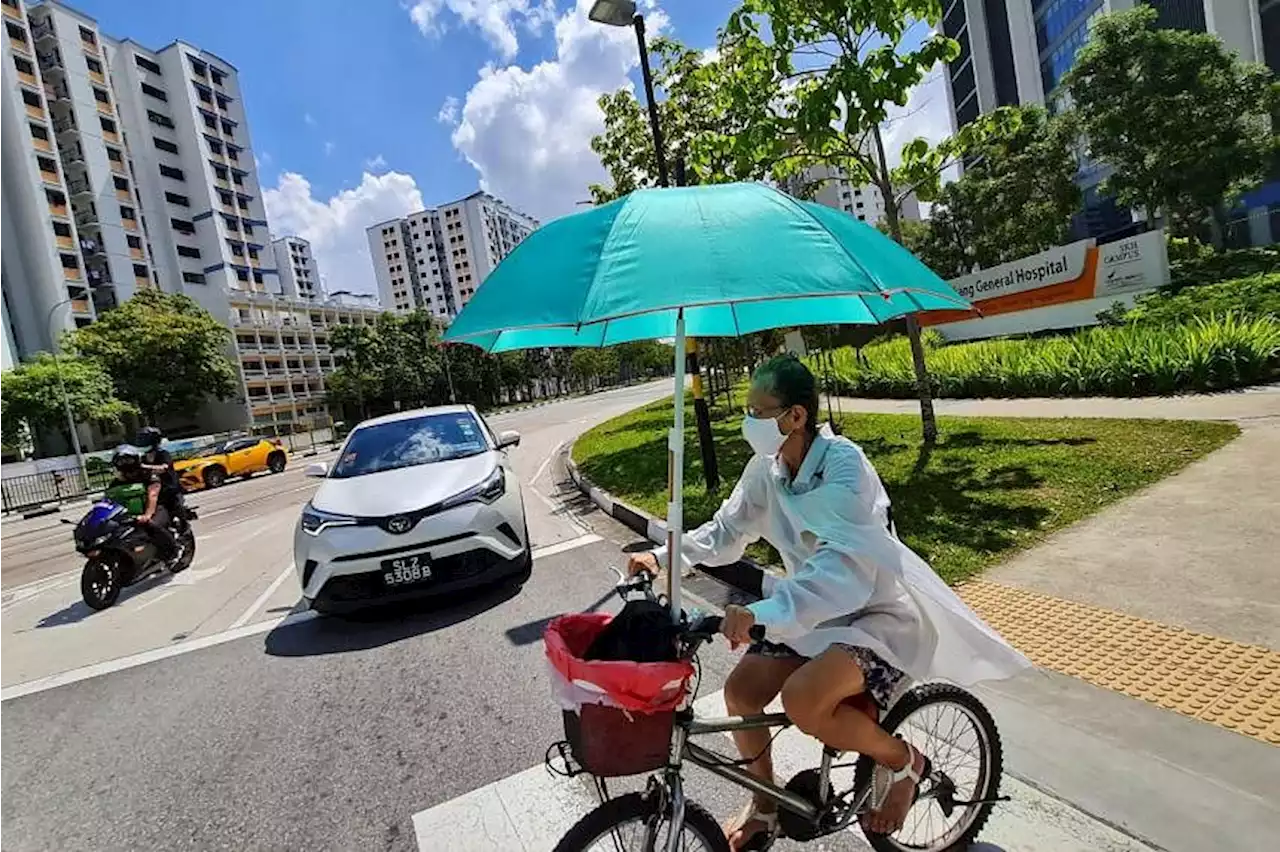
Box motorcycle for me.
[70,487,198,610]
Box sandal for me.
[869,740,931,818]
[724,800,778,851]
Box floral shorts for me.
[747,639,908,710]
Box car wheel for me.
[203,466,226,489]
[267,452,287,474]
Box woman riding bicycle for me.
[628,355,1029,850]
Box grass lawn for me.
[572,396,1239,584]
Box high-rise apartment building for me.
[789,164,923,226]
[942,0,1277,242]
[368,191,538,319]
[272,235,321,302]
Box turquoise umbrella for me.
[444,182,970,614]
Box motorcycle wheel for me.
[81,559,122,610]
[170,527,196,573]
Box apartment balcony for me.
[3,2,23,21]
[73,206,97,228]
[88,67,105,86]
[115,186,131,202]
[129,246,144,261]
[63,264,83,283]
[54,232,74,250]
[108,160,126,177]
[96,100,112,117]
[102,127,119,144]
[10,33,30,56]
[24,100,43,120]
[67,176,92,198]
[16,66,37,86]
[121,218,139,234]
[70,297,91,316]
[30,131,52,152]
[39,166,61,187]
[134,271,149,287]
[30,18,54,41]
[52,115,75,135]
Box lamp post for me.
[588,0,669,187]
[46,298,88,483]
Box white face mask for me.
[742,411,791,456]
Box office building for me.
[367,191,538,318]
[942,0,1277,242]
[272,235,321,302]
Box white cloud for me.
[449,0,669,221]
[407,0,557,61]
[365,154,388,171]
[323,140,336,156]
[879,69,953,170]
[304,112,316,126]
[263,171,424,297]
[437,95,460,124]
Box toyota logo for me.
[386,516,413,534]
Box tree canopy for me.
[1,352,135,448]
[1065,5,1279,238]
[67,289,236,424]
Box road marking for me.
[410,685,1158,851]
[1,569,82,607]
[0,539,599,702]
[130,589,177,613]
[530,534,601,560]
[529,441,564,490]
[229,564,295,630]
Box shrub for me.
[830,314,1280,398]
[1123,273,1280,326]
[1168,246,1279,292]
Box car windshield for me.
[330,412,489,479]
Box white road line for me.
[130,589,178,613]
[530,534,601,560]
[229,564,296,630]
[0,611,305,702]
[1,568,82,607]
[529,441,565,489]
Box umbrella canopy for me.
[443,182,969,352]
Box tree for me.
[327,310,447,417]
[67,289,236,424]
[590,36,784,200]
[1065,6,1279,239]
[702,0,1020,442]
[1,353,135,449]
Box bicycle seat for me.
[839,692,879,723]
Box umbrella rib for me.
[770,186,891,294]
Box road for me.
[2,384,1272,852]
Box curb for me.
[563,449,766,598]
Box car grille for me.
[316,549,524,605]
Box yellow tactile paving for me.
[957,579,1280,746]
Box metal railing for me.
[1,466,115,514]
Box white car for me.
[294,405,530,613]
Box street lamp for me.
[46,298,88,483]
[588,0,669,187]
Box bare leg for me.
[722,653,805,849]
[780,649,921,834]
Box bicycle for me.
[548,571,1007,852]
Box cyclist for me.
[629,354,1029,848]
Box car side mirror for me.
[304,462,329,478]
[496,430,521,450]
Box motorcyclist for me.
[113,432,183,568]
[134,427,182,514]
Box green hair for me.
[752,354,818,435]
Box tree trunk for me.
[872,125,938,444]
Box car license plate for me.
[381,554,432,586]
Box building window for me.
[119,204,136,221]
[220,120,233,136]
[171,217,195,234]
[133,263,148,277]
[253,271,263,284]
[164,191,189,206]
[99,115,116,134]
[228,241,244,257]
[154,137,179,155]
[106,146,123,163]
[79,26,96,46]
[248,247,259,260]
[236,269,249,282]
[135,54,161,74]
[85,56,102,75]
[242,223,254,235]
[182,271,205,284]
[208,139,223,155]
[147,110,174,129]
[190,58,207,77]
[36,154,57,174]
[203,114,216,130]
[127,234,142,249]
[232,173,244,187]
[92,87,109,104]
[53,220,72,238]
[215,94,229,110]
[218,191,232,206]
[60,253,79,270]
[113,175,128,191]
[140,82,166,101]
[213,165,228,181]
[177,245,201,259]
[226,147,239,163]
[158,164,184,180]
[210,68,224,86]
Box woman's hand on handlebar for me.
[721,604,757,649]
[626,551,660,578]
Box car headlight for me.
[441,466,505,510]
[300,503,358,536]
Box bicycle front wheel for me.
[553,792,729,852]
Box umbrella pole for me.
[667,309,686,620]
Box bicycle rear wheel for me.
[853,683,1003,852]
[553,792,729,852]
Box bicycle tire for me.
[552,791,730,852]
[852,683,1003,852]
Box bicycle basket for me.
[545,612,694,777]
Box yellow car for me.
[176,437,289,491]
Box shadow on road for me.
[262,582,519,657]
[34,570,171,628]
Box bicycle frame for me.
[648,710,874,852]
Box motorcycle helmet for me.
[135,426,164,450]
[112,446,142,473]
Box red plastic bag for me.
[544,612,694,713]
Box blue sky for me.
[70,1,948,296]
